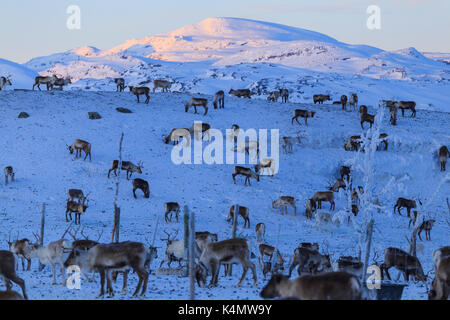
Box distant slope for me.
[0,58,39,89]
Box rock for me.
[116,107,132,113]
[88,112,102,119]
[18,112,29,118]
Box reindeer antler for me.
[66,224,81,240]
[32,232,42,244]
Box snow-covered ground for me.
[0,89,448,300]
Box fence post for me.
[362,219,374,285]
[39,203,46,271]
[232,204,239,238]
[189,211,195,300]
[184,206,190,276]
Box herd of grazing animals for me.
[0,75,449,300]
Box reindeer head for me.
[137,161,143,174]
[195,262,208,287]
[67,144,74,154]
[160,229,178,246]
[260,273,289,299]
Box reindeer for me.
[329,179,347,192]
[254,158,275,177]
[255,223,266,243]
[108,160,143,180]
[65,195,89,225]
[258,244,284,276]
[439,146,449,171]
[261,272,361,300]
[291,109,316,126]
[340,166,351,181]
[229,89,251,98]
[433,246,450,271]
[229,124,240,144]
[279,88,289,103]
[351,186,364,205]
[185,98,208,115]
[394,197,419,217]
[164,128,191,146]
[159,230,202,268]
[380,247,427,282]
[213,90,225,109]
[359,105,368,115]
[195,238,257,288]
[29,235,72,285]
[129,86,150,104]
[395,101,416,117]
[189,122,211,141]
[389,105,398,125]
[114,78,125,92]
[312,191,335,210]
[0,76,12,90]
[344,135,362,151]
[164,202,180,223]
[349,93,358,111]
[272,196,296,215]
[305,199,316,219]
[232,166,260,186]
[299,242,320,252]
[132,178,150,199]
[233,140,259,157]
[65,241,151,297]
[288,247,331,277]
[49,77,71,90]
[417,220,435,241]
[340,95,348,111]
[0,290,24,300]
[332,256,363,278]
[313,94,330,104]
[0,251,27,299]
[7,233,34,271]
[281,136,300,154]
[268,91,280,102]
[428,256,450,300]
[196,232,218,253]
[32,75,58,91]
[360,111,375,129]
[227,205,250,228]
[153,79,171,93]
[4,166,14,185]
[67,139,91,161]
[67,189,84,203]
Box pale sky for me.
[0,0,448,63]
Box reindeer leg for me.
[121,270,129,295]
[51,263,57,285]
[237,264,249,288]
[59,262,66,286]
[98,268,106,298]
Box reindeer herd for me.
[0,74,449,300]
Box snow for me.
[0,89,448,300]
[0,58,39,89]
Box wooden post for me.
[362,219,374,284]
[184,206,190,276]
[189,211,195,300]
[39,203,45,272]
[232,204,239,238]
[111,133,124,243]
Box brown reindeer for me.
[185,98,208,115]
[213,90,225,109]
[291,109,316,126]
[288,247,331,277]
[329,179,347,192]
[360,111,375,129]
[349,93,358,111]
[0,251,27,299]
[340,95,348,111]
[272,196,296,215]
[429,256,450,300]
[305,198,316,219]
[340,166,351,181]
[255,223,266,243]
[0,290,24,300]
[67,139,91,161]
[359,105,368,115]
[344,135,362,151]
[108,160,143,179]
[417,219,435,241]
[33,75,58,91]
[380,247,427,282]
[129,86,150,104]
[8,234,34,271]
[195,232,218,253]
[433,246,450,272]
[132,178,150,199]
[268,91,280,102]
[279,89,289,103]
[227,205,250,228]
[164,202,180,223]
[312,191,335,210]
[396,101,416,117]
[67,189,84,203]
[313,94,331,104]
[389,105,398,125]
[229,89,251,98]
[4,166,14,185]
[439,146,449,171]
[258,244,285,276]
[153,79,171,93]
[232,166,260,186]
[114,78,125,92]
[66,197,89,225]
[394,197,419,217]
[164,128,191,146]
[261,272,361,300]
[195,238,257,288]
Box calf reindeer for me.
[132,178,150,199]
[258,244,284,276]
[129,86,150,104]
[4,166,14,185]
[232,166,260,186]
[255,223,266,243]
[114,78,125,92]
[33,75,57,91]
[229,89,251,98]
[312,191,335,211]
[227,205,250,228]
[380,247,427,282]
[153,79,171,93]
[67,139,91,161]
[291,109,316,126]
[195,238,257,288]
[185,98,208,115]
[0,251,28,299]
[417,219,435,241]
[272,196,296,215]
[213,90,225,109]
[164,202,180,223]
[261,272,361,300]
[108,160,143,180]
[438,146,449,171]
[164,128,191,146]
[66,196,89,225]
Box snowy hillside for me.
[0,90,448,300]
[0,58,38,89]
